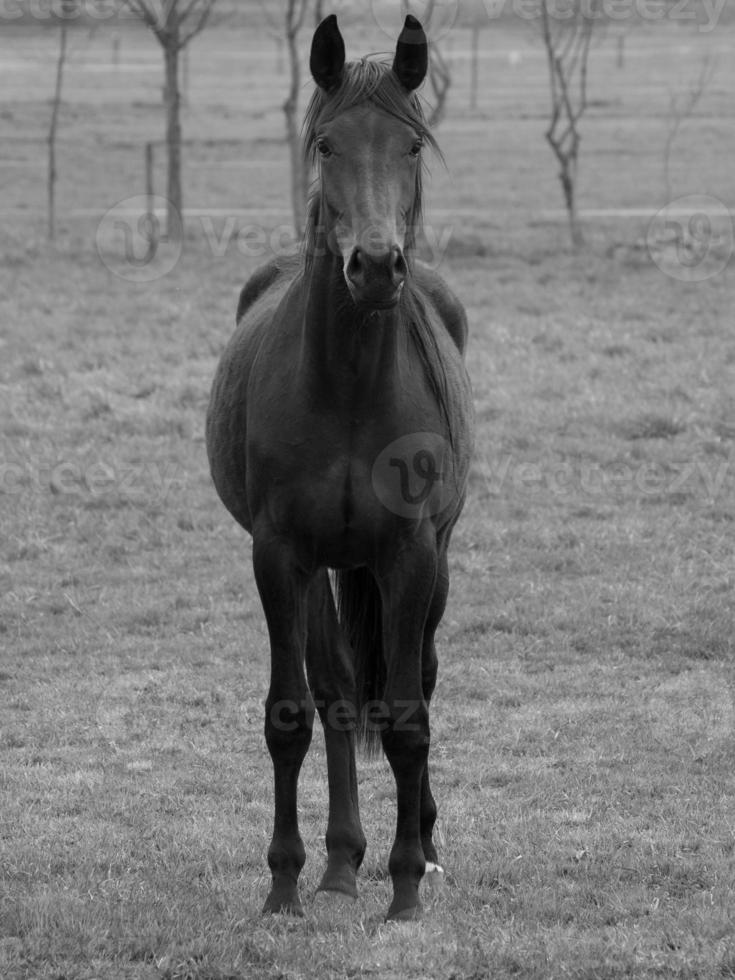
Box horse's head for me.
[306,15,432,311]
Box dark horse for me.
[206,14,474,921]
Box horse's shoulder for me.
[236,256,301,324]
[413,261,468,355]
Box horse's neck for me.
[301,254,405,405]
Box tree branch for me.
[178,0,218,48]
[179,3,217,48]
[120,0,167,42]
[121,0,160,30]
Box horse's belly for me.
[253,449,399,569]
[292,472,389,569]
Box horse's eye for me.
[409,138,423,157]
[316,137,332,158]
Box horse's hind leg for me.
[253,535,313,916]
[306,570,367,899]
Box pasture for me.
[1,8,735,978]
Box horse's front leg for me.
[378,530,438,921]
[253,534,313,916]
[306,570,366,900]
[419,547,450,876]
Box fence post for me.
[145,141,159,257]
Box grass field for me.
[1,9,735,980]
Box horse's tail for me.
[335,568,384,756]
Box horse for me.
[206,14,474,922]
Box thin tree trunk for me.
[48,21,68,242]
[284,0,308,239]
[560,161,583,248]
[427,46,451,128]
[469,23,479,112]
[164,39,183,243]
[540,1,592,249]
[145,140,158,259]
[121,0,219,245]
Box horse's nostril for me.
[346,247,364,285]
[392,247,408,285]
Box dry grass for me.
[1,14,735,980]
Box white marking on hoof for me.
[424,862,444,875]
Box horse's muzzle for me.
[345,244,408,310]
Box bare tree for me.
[663,56,715,203]
[48,18,68,241]
[283,0,311,238]
[121,0,219,243]
[469,11,481,112]
[539,0,596,248]
[426,43,451,127]
[257,0,312,239]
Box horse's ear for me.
[392,15,428,92]
[310,14,346,92]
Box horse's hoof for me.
[316,869,359,901]
[386,899,422,922]
[262,893,304,917]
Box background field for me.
[1,6,735,979]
